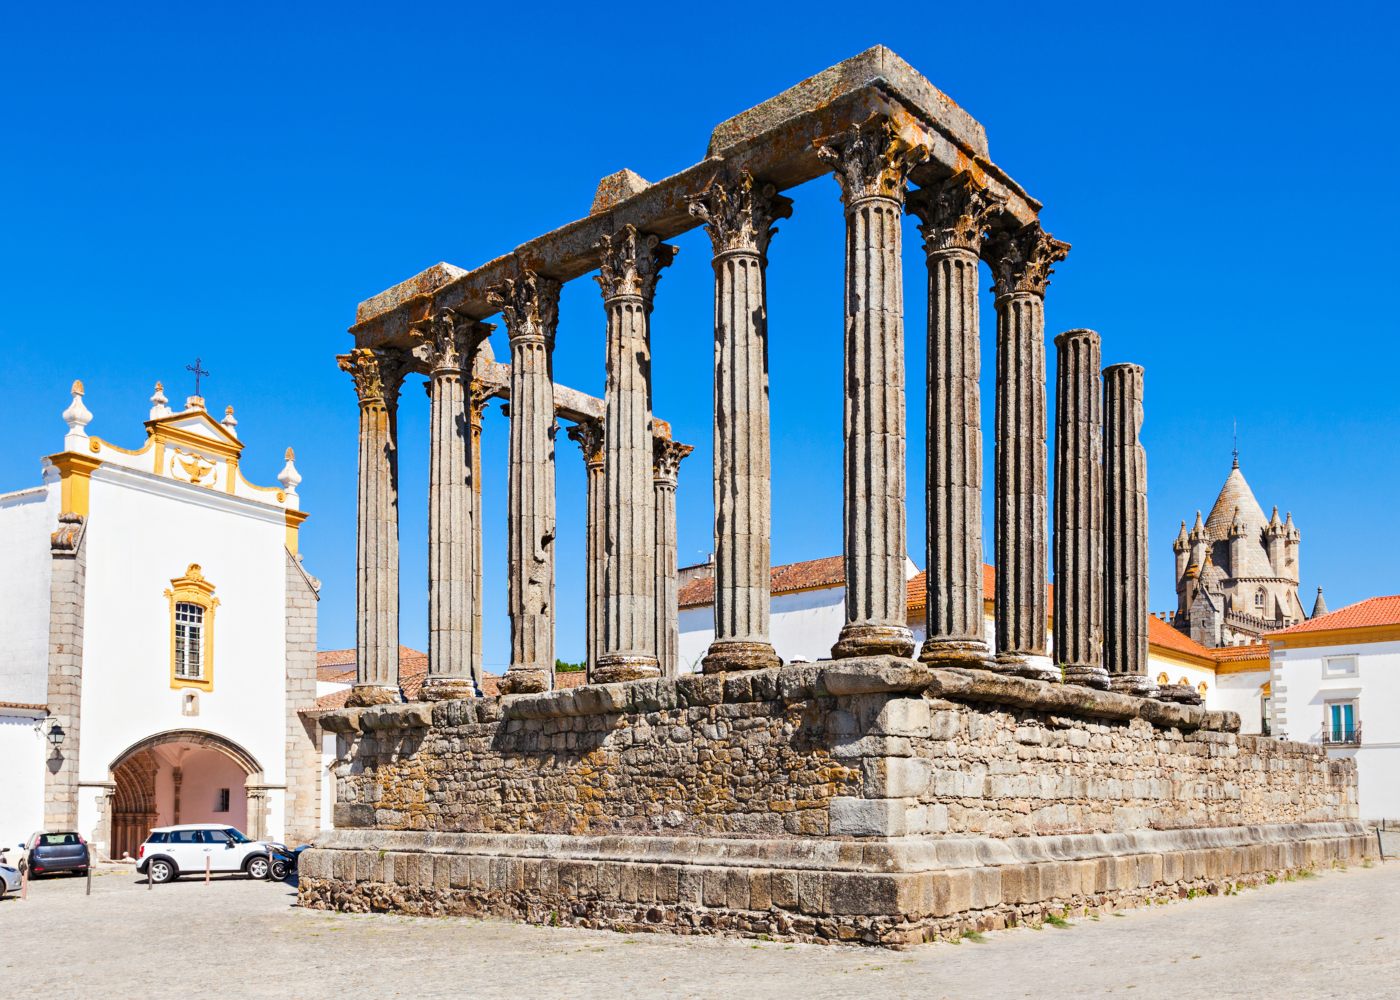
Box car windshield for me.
[223,828,251,844]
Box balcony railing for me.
[1320,724,1362,746]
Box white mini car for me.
[0,859,20,899]
[136,824,271,883]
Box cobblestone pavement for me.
[2,862,1397,999]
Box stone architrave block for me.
[830,797,911,837]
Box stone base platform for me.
[299,823,1370,946]
[301,658,1370,947]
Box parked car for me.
[0,859,21,899]
[136,825,271,883]
[18,831,91,878]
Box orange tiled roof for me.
[678,555,845,609]
[1209,642,1270,662]
[1271,595,1400,636]
[0,701,47,712]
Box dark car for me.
[20,832,91,878]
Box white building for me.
[1269,595,1400,820]
[678,555,1275,732]
[0,381,321,859]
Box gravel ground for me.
[2,861,1397,999]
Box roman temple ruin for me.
[301,47,1370,945]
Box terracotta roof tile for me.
[1272,595,1400,636]
[0,700,47,712]
[311,651,587,711]
[1209,642,1270,662]
[678,555,845,609]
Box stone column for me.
[985,222,1069,681]
[44,513,86,832]
[653,437,693,678]
[567,418,606,679]
[337,346,408,706]
[817,115,925,661]
[906,172,1000,667]
[490,270,562,694]
[688,169,791,673]
[1054,329,1109,689]
[467,382,490,688]
[594,225,677,682]
[415,309,493,701]
[1104,363,1154,696]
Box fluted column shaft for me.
[653,439,692,678]
[567,419,606,678]
[908,174,999,665]
[987,222,1069,681]
[1104,363,1153,695]
[337,347,406,706]
[818,117,924,660]
[490,272,561,695]
[1054,329,1109,689]
[594,226,677,682]
[415,313,491,700]
[689,170,791,673]
[468,385,488,687]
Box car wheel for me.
[148,859,176,884]
[270,859,289,881]
[246,857,270,880]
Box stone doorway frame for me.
[107,729,266,859]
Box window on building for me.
[173,603,204,678]
[214,788,230,813]
[1261,696,1273,736]
[1324,701,1358,744]
[1255,588,1266,608]
[1322,656,1358,679]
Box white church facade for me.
[0,380,321,859]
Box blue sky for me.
[3,3,1395,668]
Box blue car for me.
[19,831,91,879]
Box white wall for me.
[75,466,291,840]
[0,485,57,705]
[1273,638,1400,819]
[1213,669,1271,735]
[679,586,849,671]
[0,712,46,853]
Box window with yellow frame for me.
[165,564,218,691]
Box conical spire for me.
[1311,587,1329,618]
[1269,505,1283,528]
[1173,519,1189,550]
[1205,462,1268,539]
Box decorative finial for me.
[278,447,302,494]
[221,404,238,438]
[149,381,171,419]
[62,379,93,443]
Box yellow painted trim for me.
[149,422,243,461]
[285,509,309,555]
[226,457,238,494]
[236,465,288,497]
[47,453,103,516]
[1271,624,1400,649]
[1215,657,1270,675]
[165,564,218,692]
[1148,645,1216,670]
[88,435,153,458]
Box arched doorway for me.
[109,730,263,860]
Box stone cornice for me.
[687,169,793,258]
[348,48,1045,349]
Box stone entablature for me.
[303,659,1366,944]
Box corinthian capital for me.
[986,222,1071,298]
[687,169,793,258]
[567,417,605,466]
[411,308,494,375]
[487,269,561,347]
[907,171,1005,255]
[653,438,693,485]
[337,347,410,407]
[815,114,928,206]
[594,225,678,305]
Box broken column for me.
[986,222,1069,680]
[415,309,492,700]
[818,115,924,660]
[1053,329,1108,689]
[1104,362,1154,696]
[566,418,606,679]
[907,172,999,667]
[594,225,677,682]
[688,168,791,673]
[490,270,561,694]
[337,346,408,706]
